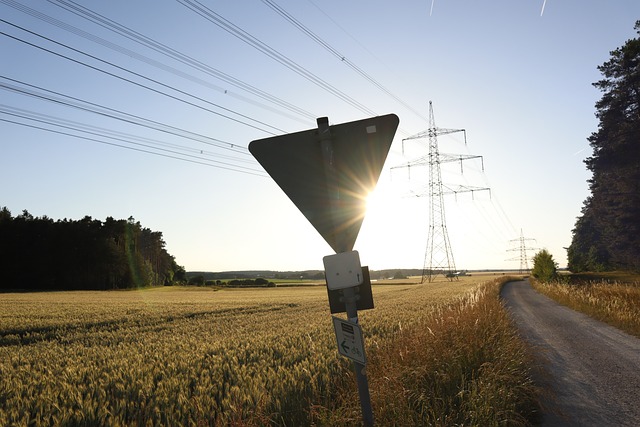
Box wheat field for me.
[0,277,535,426]
[532,277,640,338]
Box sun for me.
[365,187,387,218]
[364,182,400,226]
[357,179,429,269]
[357,182,407,266]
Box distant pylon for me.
[507,229,537,274]
[392,101,489,283]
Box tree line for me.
[0,208,185,290]
[568,21,640,273]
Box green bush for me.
[531,249,558,282]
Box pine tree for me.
[568,21,640,272]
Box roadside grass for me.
[568,271,640,284]
[531,272,640,338]
[317,276,539,426]
[0,277,538,426]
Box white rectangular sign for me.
[332,316,366,365]
[323,251,363,290]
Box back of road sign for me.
[327,266,374,314]
[249,114,399,253]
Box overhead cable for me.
[0,75,249,156]
[176,0,378,117]
[0,104,255,165]
[0,19,285,135]
[2,0,317,124]
[261,0,429,123]
[1,108,267,177]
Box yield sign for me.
[249,114,399,253]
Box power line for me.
[1,19,286,135]
[177,0,378,118]
[306,0,392,72]
[0,1,404,175]
[1,76,249,156]
[261,0,429,123]
[1,75,268,175]
[1,109,267,177]
[3,0,317,124]
[0,104,255,166]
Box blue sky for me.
[2,0,639,272]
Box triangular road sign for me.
[249,114,399,253]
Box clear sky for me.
[2,0,639,273]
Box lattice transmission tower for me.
[507,229,537,274]
[392,101,489,283]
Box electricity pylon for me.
[507,229,537,274]
[392,101,489,283]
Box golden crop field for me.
[0,277,535,426]
[532,276,640,338]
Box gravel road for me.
[501,279,640,427]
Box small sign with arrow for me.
[332,316,366,365]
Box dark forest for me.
[567,21,640,272]
[0,208,185,290]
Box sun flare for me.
[364,184,398,223]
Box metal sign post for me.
[250,114,398,427]
[342,287,374,427]
[318,118,374,425]
[324,251,373,426]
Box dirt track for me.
[501,280,640,426]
